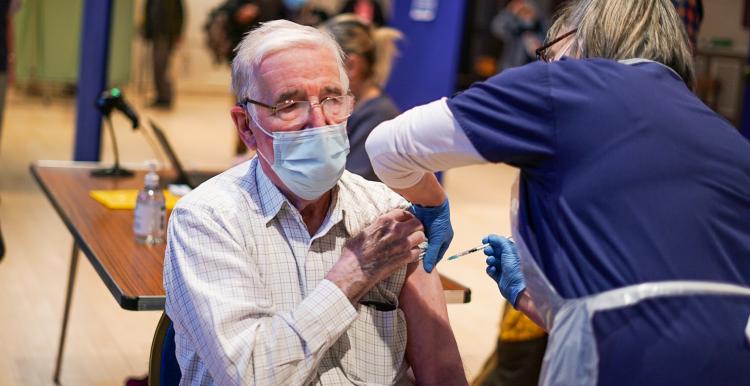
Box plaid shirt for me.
[164,158,413,385]
[672,0,704,50]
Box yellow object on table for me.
[89,189,181,210]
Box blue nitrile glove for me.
[410,200,453,273]
[483,234,525,307]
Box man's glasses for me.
[536,29,577,62]
[242,94,355,125]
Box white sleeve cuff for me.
[291,279,359,350]
[365,98,486,190]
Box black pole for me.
[91,114,134,177]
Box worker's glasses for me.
[536,29,577,62]
[242,94,355,126]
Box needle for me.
[447,243,490,260]
[446,237,515,261]
[416,237,514,262]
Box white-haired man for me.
[164,20,467,385]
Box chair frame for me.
[148,312,172,386]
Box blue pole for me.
[386,0,467,110]
[386,1,467,183]
[73,0,112,161]
[739,36,750,141]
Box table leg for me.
[53,242,80,385]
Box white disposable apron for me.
[509,176,750,386]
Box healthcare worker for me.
[365,1,750,385]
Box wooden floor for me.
[0,89,516,385]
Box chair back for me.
[148,312,181,386]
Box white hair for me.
[231,19,349,104]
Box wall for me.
[695,0,750,124]
[13,0,134,86]
[699,0,749,53]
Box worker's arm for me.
[365,98,486,200]
[366,98,487,271]
[484,235,547,329]
[515,291,545,329]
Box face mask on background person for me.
[283,0,308,11]
[250,113,350,201]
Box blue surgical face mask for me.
[283,0,308,11]
[250,112,350,201]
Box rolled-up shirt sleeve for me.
[365,97,487,189]
[164,204,358,385]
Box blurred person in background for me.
[204,0,284,156]
[0,0,18,150]
[0,0,20,262]
[671,0,703,51]
[491,0,547,72]
[339,0,387,27]
[323,14,401,182]
[225,0,284,63]
[472,304,546,386]
[282,0,330,26]
[142,0,184,109]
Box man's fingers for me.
[407,230,427,249]
[386,208,416,222]
[395,216,424,235]
[410,243,426,263]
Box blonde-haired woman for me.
[323,14,401,182]
[366,1,750,385]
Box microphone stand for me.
[91,114,134,177]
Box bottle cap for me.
[144,160,160,188]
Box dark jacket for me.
[143,0,185,43]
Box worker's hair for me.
[548,0,695,88]
[322,14,402,88]
[231,19,349,103]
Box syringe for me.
[446,237,514,261]
[416,238,513,262]
[447,243,490,260]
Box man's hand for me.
[326,209,426,303]
[410,200,453,273]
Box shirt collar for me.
[254,159,356,235]
[618,58,682,80]
[254,159,288,225]
[332,176,361,236]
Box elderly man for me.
[164,20,466,385]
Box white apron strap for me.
[539,281,750,386]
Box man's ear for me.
[230,105,257,151]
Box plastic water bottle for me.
[133,162,166,245]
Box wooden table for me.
[31,161,166,311]
[31,161,470,383]
[31,161,169,384]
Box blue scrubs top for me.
[448,58,750,385]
